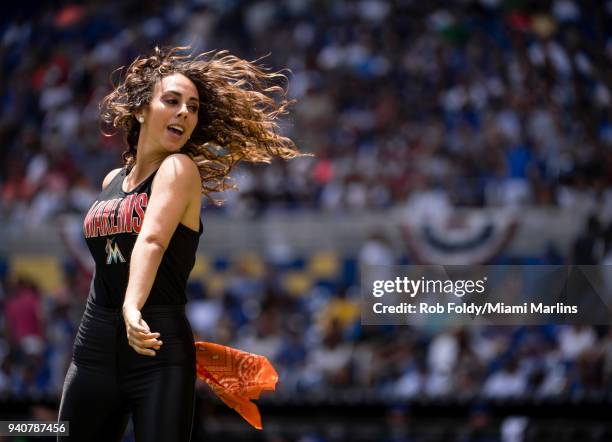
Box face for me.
[137,73,199,153]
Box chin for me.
[162,143,184,152]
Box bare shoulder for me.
[102,167,123,190]
[156,153,201,191]
[152,154,201,231]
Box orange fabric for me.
[194,341,278,430]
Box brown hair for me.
[100,45,306,204]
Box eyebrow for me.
[164,90,200,104]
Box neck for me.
[131,133,167,180]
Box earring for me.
[137,116,144,123]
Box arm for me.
[122,154,201,356]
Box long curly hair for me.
[100,45,305,204]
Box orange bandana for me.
[195,341,279,430]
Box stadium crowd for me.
[1,229,612,404]
[0,0,611,222]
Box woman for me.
[58,46,302,441]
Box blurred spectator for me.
[4,278,44,351]
[558,325,596,361]
[359,232,395,268]
[305,319,354,389]
[482,357,528,398]
[571,214,604,264]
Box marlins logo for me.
[105,238,126,264]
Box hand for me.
[122,305,163,356]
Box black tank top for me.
[82,165,203,308]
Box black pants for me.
[58,299,196,442]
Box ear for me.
[136,109,148,124]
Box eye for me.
[165,98,178,105]
[188,105,199,113]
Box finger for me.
[129,335,162,347]
[140,337,163,348]
[134,331,160,339]
[130,343,156,357]
[128,328,159,340]
[128,338,160,353]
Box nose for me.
[176,103,188,118]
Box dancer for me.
[58,45,302,441]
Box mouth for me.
[167,124,185,138]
